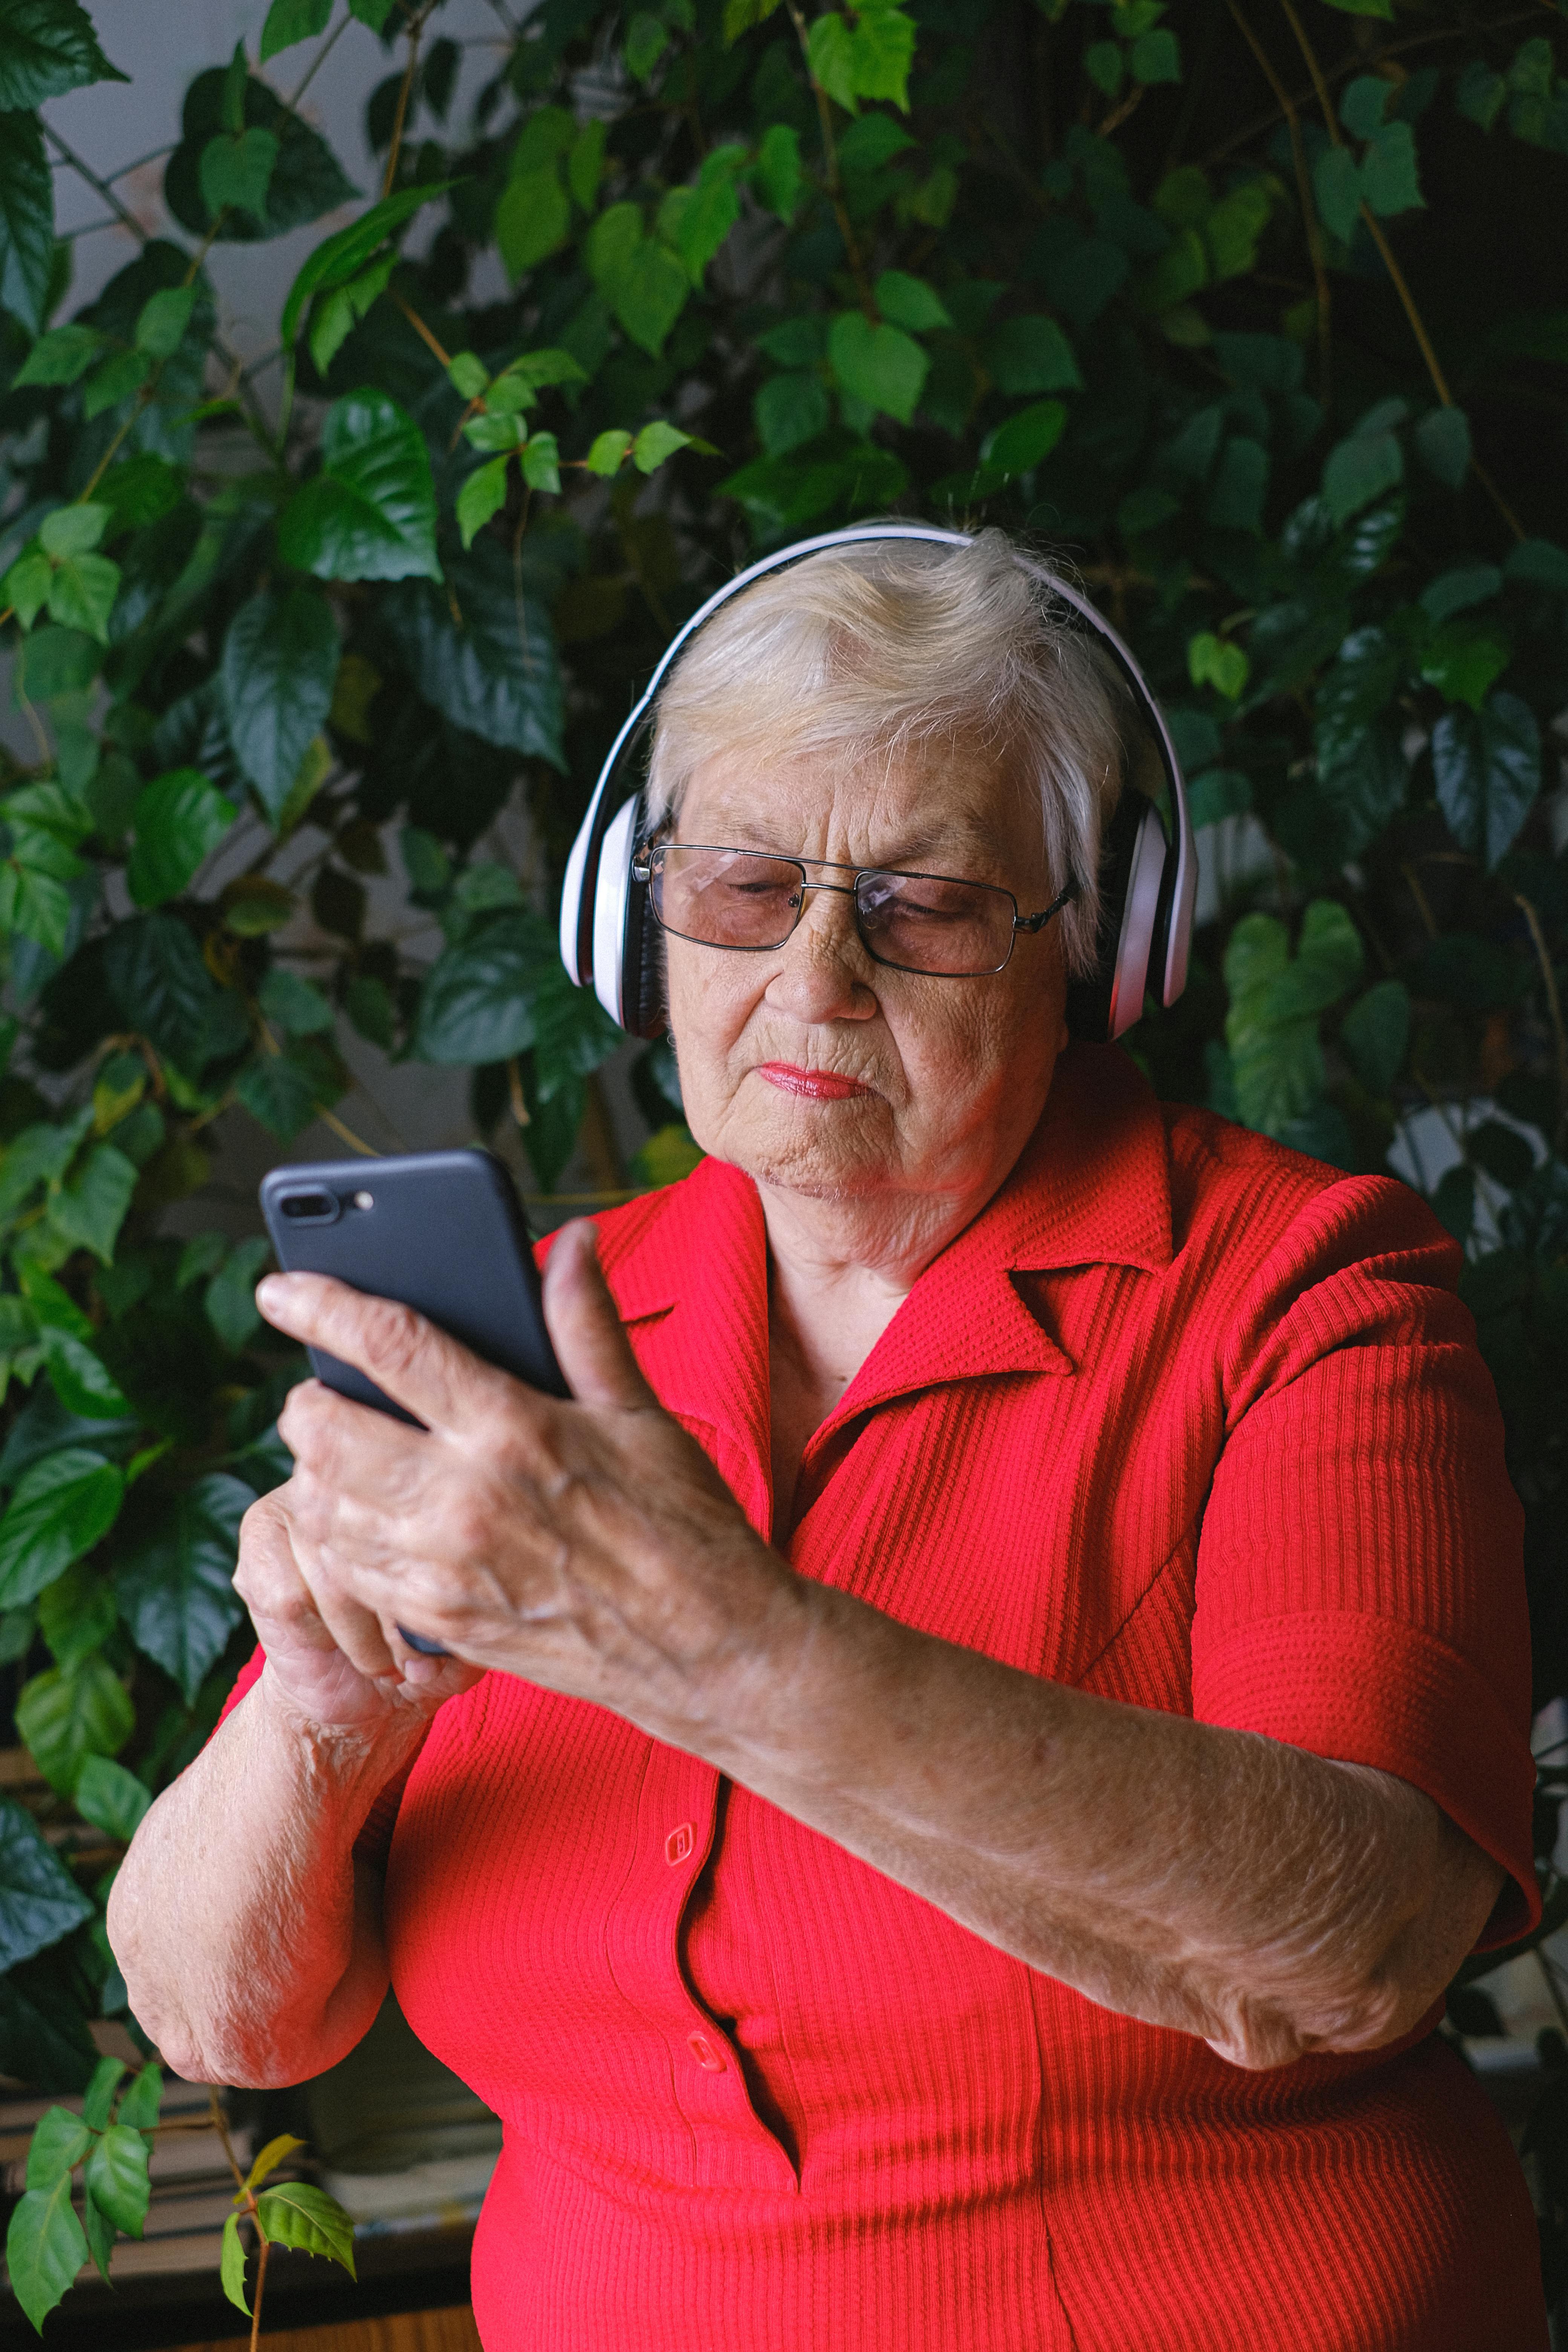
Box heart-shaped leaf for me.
[114,1472,251,1703]
[278,390,441,583]
[199,128,280,225]
[15,1652,135,1795]
[127,767,236,908]
[84,2121,150,2237]
[221,587,340,819]
[828,312,928,423]
[0,1799,92,1972]
[0,1450,125,1608]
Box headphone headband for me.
[559,523,1196,1035]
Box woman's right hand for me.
[234,1487,482,1740]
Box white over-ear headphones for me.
[557,523,1196,1044]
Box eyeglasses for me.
[634,842,1078,978]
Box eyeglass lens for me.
[650,845,1018,976]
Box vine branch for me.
[786,2,877,317]
[1274,0,1526,542]
[1225,0,1331,404]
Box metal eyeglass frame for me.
[632,841,1080,979]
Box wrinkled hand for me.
[232,1486,482,1739]
[256,1221,793,1744]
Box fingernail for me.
[256,1274,296,1320]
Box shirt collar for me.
[600,1042,1173,1440]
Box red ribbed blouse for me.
[222,1042,1546,2349]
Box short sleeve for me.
[208,1641,419,1873]
[1190,1171,1538,1948]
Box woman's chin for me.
[718,1099,901,1197]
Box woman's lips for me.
[755,1062,872,1100]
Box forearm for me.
[107,1666,423,2087]
[694,1579,1502,2070]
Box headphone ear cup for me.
[623,812,667,1041]
[1065,787,1147,1044]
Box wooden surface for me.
[158,2309,481,2352]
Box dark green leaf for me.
[755,370,830,455]
[260,0,331,61]
[279,389,441,583]
[1432,693,1541,870]
[234,1041,340,1140]
[0,109,54,335]
[383,540,564,767]
[127,768,235,908]
[49,1142,138,1263]
[15,1653,135,1795]
[83,2122,149,2237]
[199,126,279,224]
[0,0,126,108]
[0,1449,125,1608]
[1323,429,1402,525]
[5,2179,88,2335]
[0,1796,92,1970]
[280,182,450,346]
[74,1753,151,1841]
[114,1472,251,1703]
[1360,121,1423,217]
[416,910,557,1064]
[165,66,356,245]
[258,968,332,1036]
[1504,538,1568,592]
[828,311,927,423]
[221,588,339,819]
[38,1560,116,1671]
[105,913,247,1075]
[983,314,1081,395]
[0,1959,98,2091]
[986,399,1067,475]
[255,2179,357,2275]
[457,455,510,549]
[1468,1117,1535,1190]
[1340,978,1409,1093]
[1414,405,1470,488]
[14,321,101,384]
[495,165,571,277]
[206,1234,271,1353]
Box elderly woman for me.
[110,533,1542,2351]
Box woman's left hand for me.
[259,1222,797,1739]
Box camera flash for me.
[352,1190,374,1211]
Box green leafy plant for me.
[0,0,1565,2324]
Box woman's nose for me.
[765,886,874,1022]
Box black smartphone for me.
[259,1148,570,1656]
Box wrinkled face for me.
[662,746,1072,1213]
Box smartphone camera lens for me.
[278,1190,338,1223]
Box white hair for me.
[643,529,1139,980]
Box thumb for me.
[541,1220,655,1411]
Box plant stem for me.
[250,2230,270,2352]
[1514,891,1568,1155]
[393,291,453,369]
[41,124,148,244]
[786,1,877,317]
[287,7,353,110]
[207,2086,248,2197]
[1273,0,1525,541]
[383,3,435,199]
[1225,0,1331,405]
